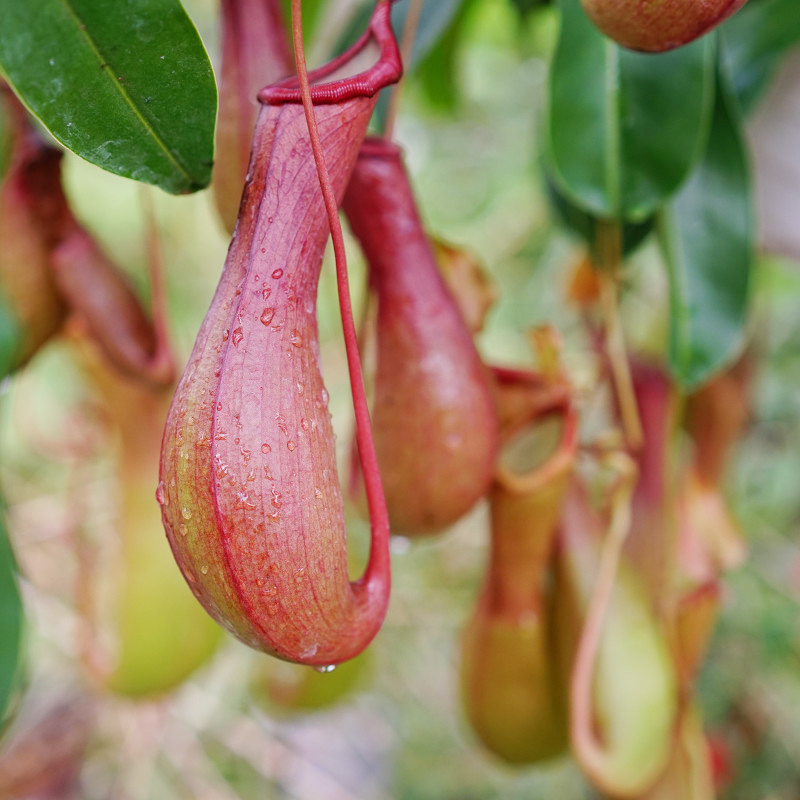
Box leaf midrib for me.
[57,0,194,184]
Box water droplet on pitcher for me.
[262,284,272,301]
[261,443,271,454]
[320,388,329,406]
[270,487,282,509]
[155,481,167,506]
[301,418,310,431]
[200,565,209,575]
[179,524,187,537]
[314,664,336,674]
[287,440,296,452]
[290,330,303,347]
[182,507,193,520]
[314,488,323,500]
[260,307,275,326]
[295,567,305,580]
[297,382,305,396]
[222,329,230,341]
[232,327,244,346]
[271,268,283,279]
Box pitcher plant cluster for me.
[0,0,792,796]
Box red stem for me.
[289,0,391,593]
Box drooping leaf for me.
[721,0,800,115]
[658,61,753,389]
[0,0,216,194]
[0,510,24,729]
[546,0,714,221]
[545,173,654,256]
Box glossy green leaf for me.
[546,172,653,256]
[0,0,216,194]
[658,63,753,389]
[546,0,714,221]
[721,0,800,115]
[0,510,24,729]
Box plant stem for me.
[383,0,423,140]
[596,220,643,450]
[289,0,390,586]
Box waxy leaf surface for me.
[659,64,753,389]
[547,0,713,220]
[0,0,216,194]
[722,0,800,114]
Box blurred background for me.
[1,0,799,797]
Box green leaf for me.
[721,0,800,115]
[0,509,24,729]
[546,0,714,221]
[658,61,753,389]
[0,0,216,194]
[546,173,653,256]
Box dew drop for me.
[260,307,275,326]
[260,247,266,254]
[297,382,305,396]
[314,488,323,500]
[320,388,329,406]
[270,487,282,509]
[271,268,284,279]
[232,327,244,346]
[261,443,271,454]
[179,523,187,537]
[295,567,305,580]
[287,440,296,452]
[222,329,230,342]
[262,285,272,300]
[268,216,274,223]
[301,418,310,431]
[290,330,303,347]
[155,481,166,506]
[200,565,209,575]
[314,664,336,674]
[181,507,193,520]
